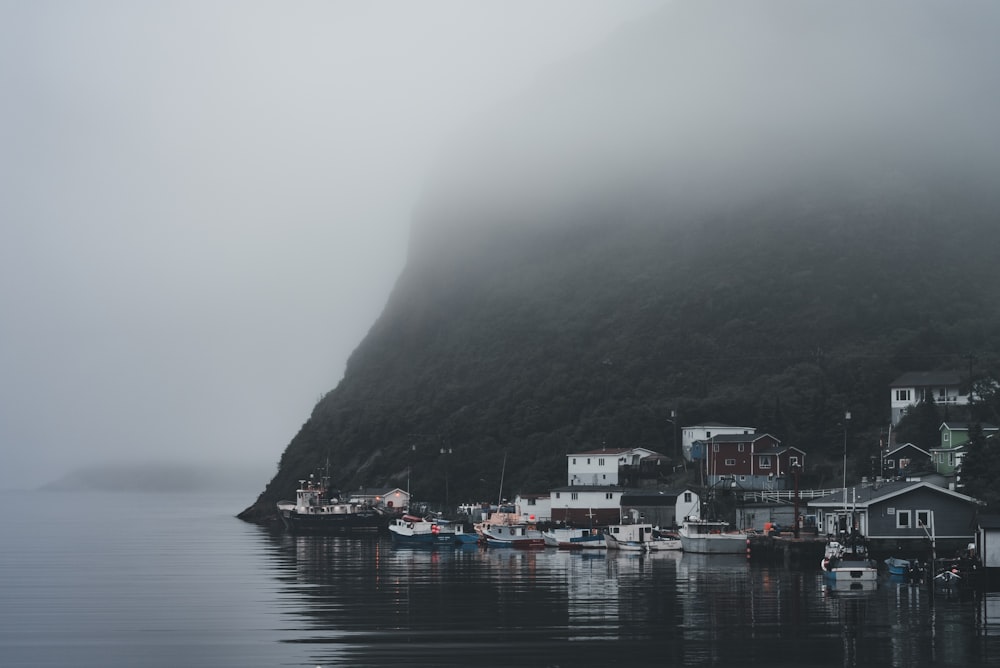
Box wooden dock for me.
[747,532,827,566]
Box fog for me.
[0,0,664,490]
[6,0,1000,493]
[416,0,1000,249]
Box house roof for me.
[707,433,781,444]
[890,370,963,388]
[884,443,930,458]
[355,487,407,496]
[978,514,1000,530]
[940,422,999,431]
[753,445,806,456]
[619,488,693,501]
[808,480,978,508]
[683,422,755,430]
[567,447,663,457]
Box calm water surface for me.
[3,490,1000,667]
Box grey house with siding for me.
[808,480,980,556]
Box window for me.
[527,498,536,506]
[602,474,606,480]
[598,458,605,466]
[899,458,910,469]
[706,431,712,438]
[725,459,736,466]
[887,460,896,469]
[572,458,577,465]
[555,492,561,499]
[760,456,772,469]
[684,492,692,503]
[738,444,745,452]
[789,456,799,466]
[896,389,911,402]
[944,432,951,442]
[605,493,613,500]
[916,510,931,528]
[587,458,591,465]
[571,492,579,500]
[897,510,911,529]
[713,443,720,452]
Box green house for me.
[934,422,998,475]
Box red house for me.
[704,433,806,491]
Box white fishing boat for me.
[541,527,606,549]
[677,517,749,555]
[646,529,683,551]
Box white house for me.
[566,447,658,486]
[681,423,755,462]
[889,370,969,425]
[514,493,551,522]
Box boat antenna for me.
[498,451,507,508]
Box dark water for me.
[4,490,1000,667]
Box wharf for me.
[747,532,827,566]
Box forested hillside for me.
[239,0,1000,522]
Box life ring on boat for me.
[431,524,440,534]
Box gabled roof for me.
[884,443,930,458]
[940,422,999,431]
[356,486,407,496]
[889,370,963,388]
[707,433,781,445]
[808,480,978,508]
[978,514,1000,530]
[754,445,806,456]
[567,447,638,456]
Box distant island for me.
[42,462,269,494]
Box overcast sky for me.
[0,0,666,490]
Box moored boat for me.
[541,527,606,549]
[479,522,546,548]
[678,517,749,555]
[604,533,646,551]
[821,539,878,585]
[389,514,479,546]
[276,474,388,534]
[647,529,683,551]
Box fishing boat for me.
[389,514,479,546]
[647,529,683,551]
[821,538,878,584]
[276,474,388,534]
[604,533,646,551]
[478,522,546,548]
[677,517,749,554]
[541,527,606,549]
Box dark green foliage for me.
[238,181,1000,522]
[959,425,1000,511]
[895,398,943,451]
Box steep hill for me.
[240,0,1000,522]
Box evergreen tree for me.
[958,424,1000,510]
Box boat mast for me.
[842,411,850,533]
[497,452,507,508]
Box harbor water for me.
[3,489,1000,667]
